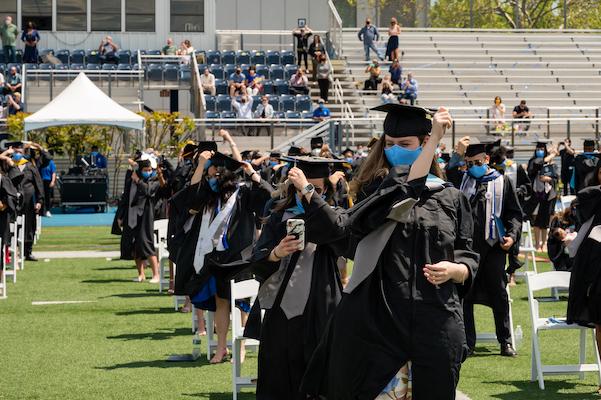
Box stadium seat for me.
[38,63,53,81]
[267,95,279,111]
[164,64,179,82]
[117,64,132,81]
[221,111,236,119]
[266,50,280,65]
[216,94,232,112]
[71,63,84,70]
[281,50,295,65]
[7,63,20,73]
[236,50,250,65]
[179,65,191,82]
[240,64,250,78]
[146,50,161,56]
[286,111,301,119]
[55,64,69,81]
[86,50,100,64]
[0,50,5,64]
[262,79,274,95]
[210,64,224,79]
[197,63,208,74]
[285,64,298,79]
[296,95,312,112]
[39,48,54,62]
[24,63,37,81]
[279,94,295,111]
[273,111,285,119]
[15,49,22,63]
[205,95,216,111]
[205,110,220,119]
[224,64,237,78]
[71,49,85,64]
[269,64,284,80]
[251,96,260,112]
[301,111,313,119]
[215,79,227,95]
[206,50,221,65]
[22,63,37,71]
[56,49,70,65]
[86,63,100,70]
[102,63,117,70]
[0,63,5,75]
[147,64,164,81]
[274,79,289,95]
[255,64,269,79]
[221,50,235,65]
[117,50,131,65]
[251,50,265,65]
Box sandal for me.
[210,349,230,364]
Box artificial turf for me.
[0,242,600,399]
[33,226,120,252]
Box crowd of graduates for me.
[111,104,601,400]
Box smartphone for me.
[286,219,305,251]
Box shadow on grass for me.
[99,357,213,370]
[94,266,132,271]
[104,291,163,299]
[182,392,255,399]
[114,307,176,316]
[81,279,135,284]
[485,378,599,399]
[107,327,190,341]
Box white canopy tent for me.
[23,72,145,141]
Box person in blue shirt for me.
[89,145,107,168]
[358,18,383,61]
[399,72,419,105]
[228,67,247,97]
[39,158,56,217]
[389,59,403,86]
[312,99,331,121]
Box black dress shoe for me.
[500,343,517,357]
[25,255,38,261]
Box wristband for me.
[273,248,282,259]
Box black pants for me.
[464,244,512,350]
[43,180,53,214]
[290,86,309,96]
[561,174,573,195]
[297,51,308,69]
[317,78,329,102]
[364,77,381,90]
[506,228,523,275]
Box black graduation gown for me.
[172,179,272,305]
[111,170,133,236]
[250,194,346,400]
[567,186,601,326]
[573,153,600,193]
[17,162,44,247]
[119,175,161,260]
[526,157,558,228]
[546,216,574,272]
[0,170,19,268]
[302,170,479,400]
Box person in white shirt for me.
[200,68,216,96]
[490,96,506,132]
[289,68,310,95]
[254,96,274,136]
[232,94,254,135]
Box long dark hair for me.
[201,167,239,211]
[270,177,335,215]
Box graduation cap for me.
[310,137,324,149]
[342,148,355,156]
[210,152,244,171]
[198,141,218,153]
[5,141,24,149]
[465,143,488,158]
[240,150,252,159]
[485,139,502,155]
[269,151,281,158]
[532,138,552,148]
[371,103,434,137]
[137,159,152,169]
[288,146,303,156]
[280,156,345,179]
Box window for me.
[57,0,86,31]
[0,0,17,26]
[91,0,121,31]
[126,0,155,32]
[171,0,204,32]
[22,0,52,31]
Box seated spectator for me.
[363,59,381,90]
[312,98,331,121]
[512,99,532,132]
[88,145,107,168]
[228,66,247,97]
[246,66,264,96]
[98,36,119,64]
[389,59,402,86]
[399,72,418,105]
[254,96,274,136]
[200,68,216,96]
[232,94,253,119]
[177,40,195,64]
[490,96,506,131]
[289,68,310,95]
[3,66,20,95]
[162,38,177,55]
[380,74,395,104]
[6,92,23,115]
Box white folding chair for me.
[153,219,170,293]
[34,214,42,244]
[476,284,517,349]
[526,271,601,390]
[0,239,6,299]
[5,220,19,283]
[202,310,231,360]
[17,216,25,271]
[517,220,538,277]
[557,195,576,213]
[230,279,260,400]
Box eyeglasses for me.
[466,160,485,168]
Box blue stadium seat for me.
[197,63,208,74]
[71,63,84,70]
[86,50,100,64]
[15,49,22,63]
[286,111,301,119]
[262,79,274,95]
[205,111,220,119]
[117,64,132,81]
[204,95,216,111]
[280,94,295,111]
[39,63,53,81]
[39,48,54,63]
[86,63,100,70]
[0,64,5,75]
[23,63,37,70]
[274,79,289,95]
[210,64,224,79]
[281,50,295,65]
[216,94,232,112]
[240,63,251,79]
[0,50,5,64]
[255,64,269,79]
[179,65,191,82]
[273,111,286,119]
[221,111,236,119]
[215,79,227,95]
[221,50,235,65]
[266,50,280,65]
[71,49,85,64]
[270,64,284,80]
[224,64,236,78]
[236,50,250,65]
[268,95,279,111]
[251,96,260,112]
[55,64,69,81]
[102,63,117,70]
[206,50,221,65]
[285,64,298,79]
[56,49,70,65]
[117,50,131,65]
[296,95,312,112]
[164,64,179,81]
[147,64,164,81]
[301,111,314,119]
[7,63,20,73]
[251,50,265,65]
[146,50,161,56]
[23,63,37,81]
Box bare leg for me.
[168,260,175,294]
[541,228,548,252]
[533,227,542,251]
[210,296,230,364]
[147,255,160,283]
[196,307,207,335]
[239,311,248,363]
[597,325,601,394]
[135,258,146,281]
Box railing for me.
[328,0,343,58]
[215,30,327,53]
[190,51,206,117]
[340,27,601,34]
[271,119,331,152]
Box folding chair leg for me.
[593,329,601,386]
[232,338,241,400]
[206,311,215,361]
[531,340,537,382]
[580,329,587,380]
[507,286,516,349]
[532,332,545,389]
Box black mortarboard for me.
[465,143,487,158]
[5,141,24,148]
[198,141,218,153]
[532,139,552,148]
[485,139,502,155]
[182,143,197,157]
[371,103,433,137]
[583,138,598,148]
[280,156,344,179]
[310,137,324,149]
[137,159,152,169]
[240,150,252,159]
[269,151,281,158]
[210,152,243,171]
[288,146,303,156]
[342,148,355,155]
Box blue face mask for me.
[345,157,354,163]
[91,151,99,157]
[384,145,422,167]
[269,160,278,167]
[12,153,23,161]
[535,149,545,158]
[208,177,219,192]
[468,164,488,179]
[141,170,154,180]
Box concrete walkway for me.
[457,391,471,400]
[35,251,120,259]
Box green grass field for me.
[34,226,119,252]
[1,228,600,399]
